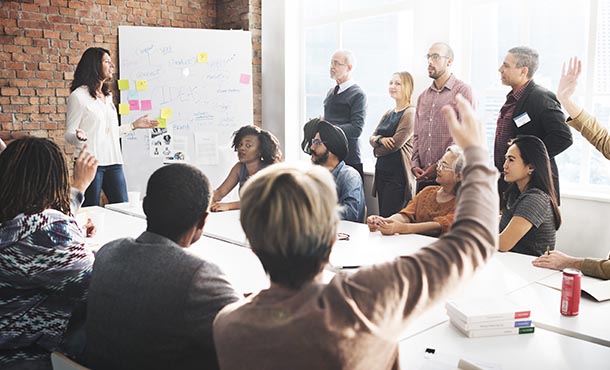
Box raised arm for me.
[558,57,610,160]
[338,94,498,336]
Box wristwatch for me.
[375,136,382,146]
[130,122,136,131]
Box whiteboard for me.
[118,26,253,195]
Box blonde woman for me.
[369,71,416,217]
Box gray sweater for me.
[85,231,239,370]
[323,84,367,165]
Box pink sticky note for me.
[239,73,251,84]
[141,100,152,111]
[128,100,140,111]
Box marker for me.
[546,245,551,255]
[424,348,485,370]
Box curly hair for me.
[0,137,71,223]
[231,125,282,165]
[70,47,111,99]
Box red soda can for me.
[560,268,581,316]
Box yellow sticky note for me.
[157,117,167,128]
[118,103,130,115]
[160,108,172,119]
[118,79,130,90]
[197,52,208,63]
[135,80,148,91]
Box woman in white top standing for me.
[66,47,157,206]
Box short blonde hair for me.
[240,163,339,288]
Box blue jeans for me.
[83,164,128,206]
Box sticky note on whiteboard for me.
[128,100,140,111]
[160,108,172,119]
[197,52,208,63]
[240,73,251,85]
[135,80,148,91]
[118,103,130,115]
[140,100,152,111]
[118,79,130,90]
[156,117,167,128]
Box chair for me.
[50,352,90,370]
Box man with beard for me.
[303,119,365,222]
[412,42,474,193]
[323,49,367,180]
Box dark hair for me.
[70,47,111,99]
[0,137,71,222]
[231,125,282,165]
[143,164,211,240]
[503,135,561,229]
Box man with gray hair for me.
[495,46,572,200]
[323,49,367,180]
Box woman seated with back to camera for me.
[0,137,97,369]
[366,145,464,237]
[210,125,282,212]
[499,135,561,256]
[213,95,499,370]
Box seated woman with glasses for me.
[367,145,464,236]
[499,135,561,256]
[211,125,282,212]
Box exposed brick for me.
[11,96,30,105]
[2,87,19,96]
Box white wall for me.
[557,195,610,259]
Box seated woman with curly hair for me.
[211,125,282,212]
[0,137,97,369]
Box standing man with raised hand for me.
[412,42,474,193]
[494,46,573,201]
[324,49,367,180]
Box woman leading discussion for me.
[66,47,157,206]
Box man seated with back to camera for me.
[84,163,239,370]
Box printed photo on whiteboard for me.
[163,135,188,163]
[150,127,170,157]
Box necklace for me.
[394,103,409,113]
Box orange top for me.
[399,185,456,234]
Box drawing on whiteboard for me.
[119,26,253,194]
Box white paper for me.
[537,273,610,302]
[194,132,219,165]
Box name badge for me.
[514,112,531,128]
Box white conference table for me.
[508,281,610,347]
[399,320,610,370]
[97,205,610,365]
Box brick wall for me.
[0,0,262,158]
[216,0,261,127]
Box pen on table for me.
[546,245,550,255]
[424,348,484,370]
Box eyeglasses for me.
[436,160,454,172]
[425,53,449,62]
[330,60,347,67]
[311,138,326,147]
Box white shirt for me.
[65,86,132,165]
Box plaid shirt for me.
[494,80,531,170]
[412,74,474,169]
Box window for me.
[302,1,414,169]
[296,0,610,196]
[463,0,610,195]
